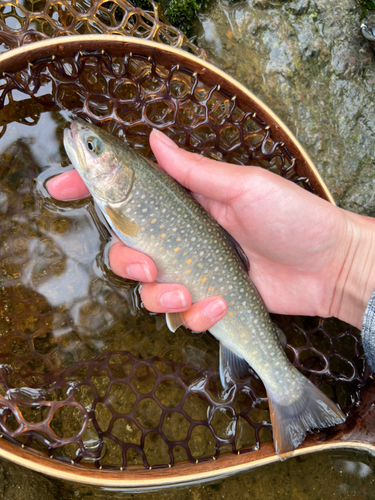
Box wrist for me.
[330,211,375,329]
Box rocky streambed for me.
[196,0,375,215]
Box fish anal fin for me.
[219,343,253,390]
[155,314,165,332]
[266,375,346,457]
[105,205,139,238]
[166,312,185,333]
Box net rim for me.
[0,33,352,487]
[0,436,374,489]
[0,34,334,205]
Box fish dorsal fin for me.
[166,312,185,333]
[221,228,250,273]
[105,205,139,238]
[219,343,254,390]
[276,326,287,350]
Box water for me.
[0,0,375,494]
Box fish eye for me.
[86,136,103,155]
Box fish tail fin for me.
[267,374,345,457]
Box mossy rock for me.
[360,0,375,17]
[130,0,211,36]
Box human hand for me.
[47,129,375,330]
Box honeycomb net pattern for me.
[0,1,371,471]
[0,0,205,58]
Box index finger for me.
[47,169,90,201]
[150,129,252,204]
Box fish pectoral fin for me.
[221,228,250,273]
[219,343,253,390]
[166,312,185,333]
[276,326,287,350]
[105,205,139,238]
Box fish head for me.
[64,120,135,204]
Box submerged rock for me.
[196,0,375,214]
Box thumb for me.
[150,129,253,204]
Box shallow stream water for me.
[196,0,375,215]
[1,0,375,497]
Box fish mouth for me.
[63,126,73,147]
[64,121,87,152]
[63,122,87,173]
[63,126,79,166]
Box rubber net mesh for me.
[0,0,370,470]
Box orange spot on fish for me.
[174,247,181,252]
[160,247,164,251]
[229,312,234,317]
[186,259,192,264]
[176,237,181,242]
[209,287,214,292]
[183,252,187,256]
[186,270,191,274]
[238,325,242,330]
[151,219,156,224]
[161,234,166,238]
[241,333,245,338]
[160,225,164,229]
[173,259,177,264]
[198,264,202,268]
[151,236,155,240]
[201,278,207,283]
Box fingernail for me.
[160,290,187,309]
[126,263,152,282]
[151,129,179,149]
[203,298,227,320]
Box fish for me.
[62,120,345,456]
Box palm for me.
[192,168,347,317]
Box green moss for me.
[165,0,210,36]
[130,0,211,36]
[360,0,375,18]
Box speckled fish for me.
[63,120,345,456]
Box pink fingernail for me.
[203,299,227,320]
[160,290,186,309]
[126,263,152,282]
[151,129,179,149]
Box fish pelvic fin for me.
[267,374,345,458]
[166,312,185,333]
